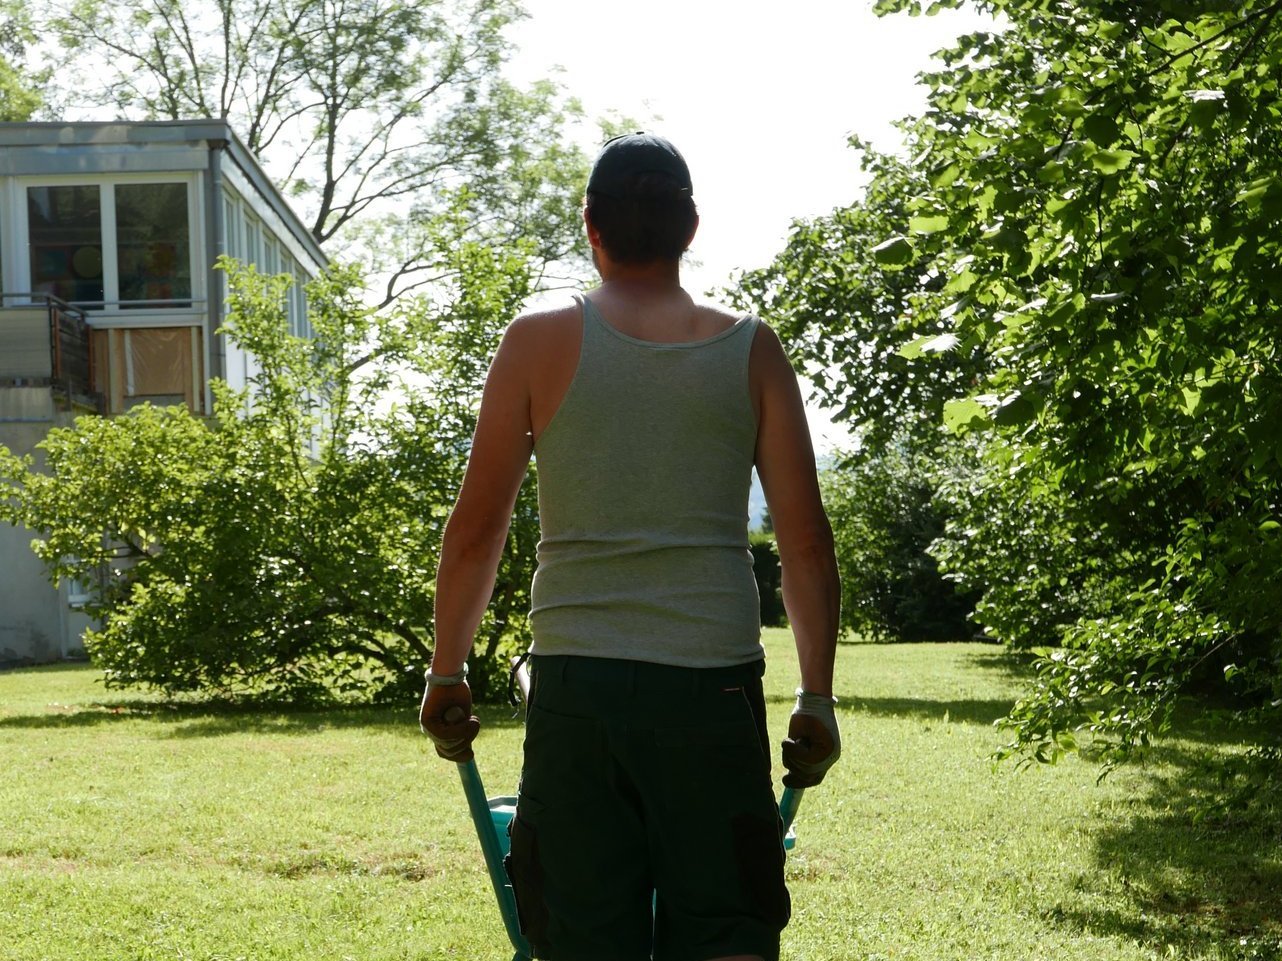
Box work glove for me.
[419,665,480,763]
[781,689,841,788]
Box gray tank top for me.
[529,294,763,668]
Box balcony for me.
[0,293,105,414]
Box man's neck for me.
[595,257,683,292]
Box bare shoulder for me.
[690,295,750,330]
[506,300,584,439]
[508,302,581,340]
[494,302,581,377]
[749,318,795,377]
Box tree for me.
[736,0,1282,791]
[730,145,987,451]
[729,145,984,645]
[820,439,976,643]
[0,251,539,702]
[0,1,46,120]
[36,0,590,305]
[869,0,1282,779]
[0,0,598,702]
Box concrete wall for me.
[0,398,90,666]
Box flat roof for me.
[0,120,327,268]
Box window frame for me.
[14,173,204,322]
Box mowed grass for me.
[2,631,1280,961]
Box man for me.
[421,133,841,961]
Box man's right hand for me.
[420,678,481,763]
[781,690,841,788]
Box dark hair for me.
[584,172,698,264]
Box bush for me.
[821,437,975,642]
[749,533,786,628]
[0,260,538,703]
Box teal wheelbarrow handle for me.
[779,785,804,835]
[456,757,532,961]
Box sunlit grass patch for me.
[2,631,1279,960]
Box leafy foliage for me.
[820,439,975,643]
[0,1,45,120]
[730,146,987,450]
[884,0,1282,772]
[738,0,1282,784]
[0,255,539,702]
[749,532,786,628]
[930,437,1133,651]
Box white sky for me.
[505,0,997,448]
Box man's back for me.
[527,292,763,667]
[517,288,749,444]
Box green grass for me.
[2,631,1279,961]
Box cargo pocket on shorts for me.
[504,811,551,952]
[731,812,792,930]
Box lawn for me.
[1,631,1279,961]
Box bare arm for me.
[429,323,535,675]
[752,324,840,696]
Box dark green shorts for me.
[504,655,789,961]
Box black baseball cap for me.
[586,132,693,198]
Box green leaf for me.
[897,332,959,359]
[909,214,950,234]
[1090,149,1137,174]
[897,335,931,360]
[872,235,916,267]
[1235,178,1274,207]
[992,391,1037,427]
[943,397,990,433]
[1080,113,1118,147]
[944,268,977,294]
[930,162,961,189]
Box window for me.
[282,254,307,337]
[116,183,191,307]
[224,193,242,262]
[25,181,193,310]
[66,572,94,609]
[27,185,105,304]
[244,213,262,269]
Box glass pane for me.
[27,185,105,306]
[116,183,191,307]
[244,214,261,269]
[223,195,241,260]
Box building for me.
[0,120,327,665]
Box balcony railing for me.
[0,293,104,412]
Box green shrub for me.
[821,438,975,642]
[749,533,786,627]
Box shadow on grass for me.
[852,694,1016,726]
[1045,742,1282,959]
[964,647,1039,680]
[763,691,1015,726]
[0,699,527,737]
